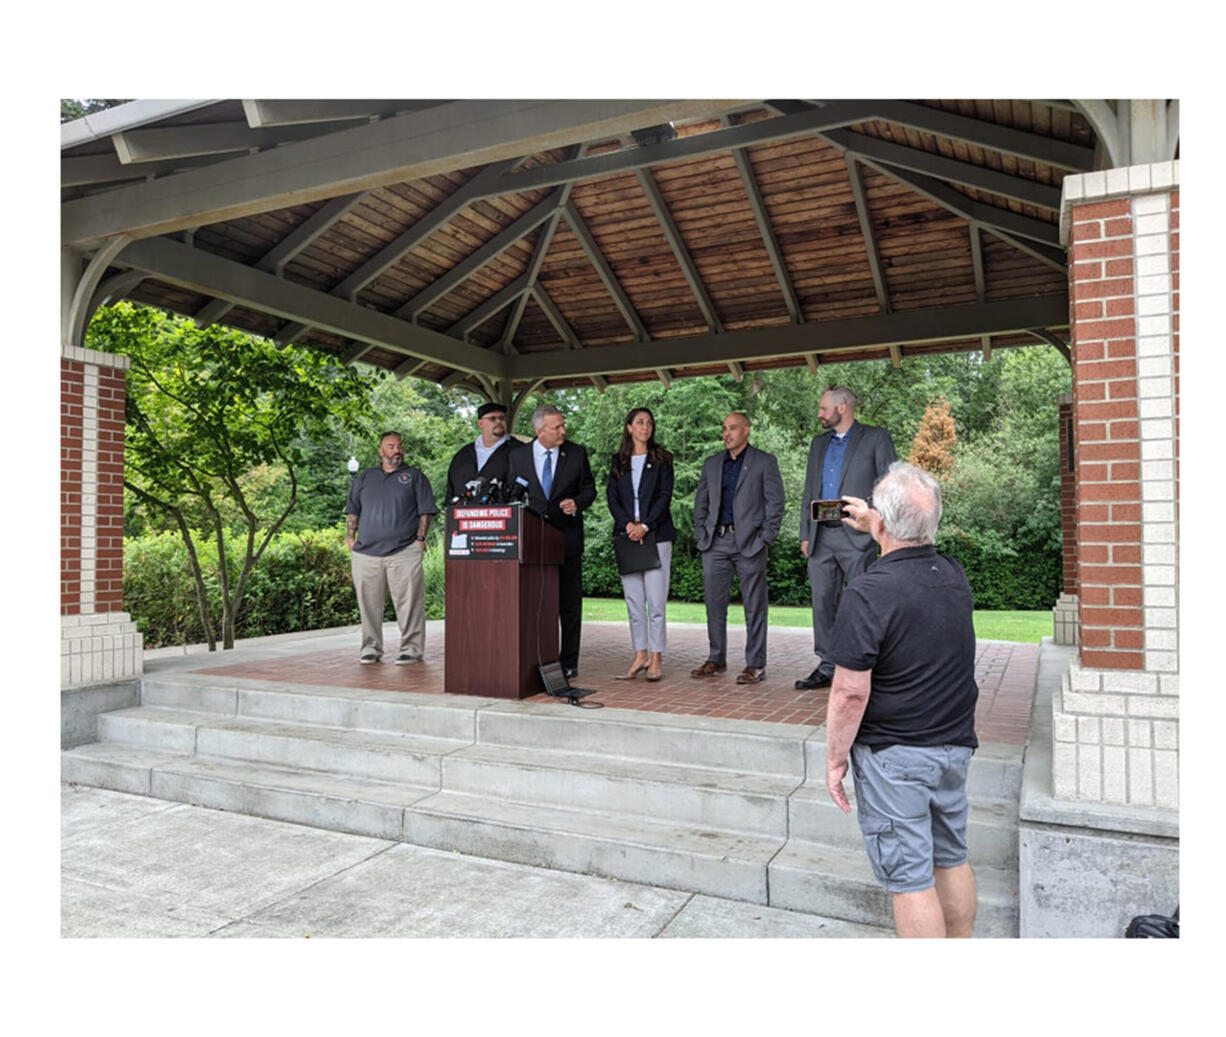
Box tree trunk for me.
[172,510,217,651]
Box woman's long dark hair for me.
[611,407,672,478]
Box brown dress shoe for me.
[735,667,766,685]
[690,661,727,678]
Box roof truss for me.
[64,97,1103,389]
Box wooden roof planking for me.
[62,99,1087,396]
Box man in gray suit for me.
[691,412,785,685]
[795,387,898,690]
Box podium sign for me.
[443,504,565,698]
[446,505,521,561]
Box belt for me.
[715,523,735,536]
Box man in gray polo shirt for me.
[346,431,437,664]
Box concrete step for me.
[476,703,810,777]
[768,839,1019,936]
[787,782,1019,868]
[149,756,432,841]
[62,741,434,841]
[96,706,466,786]
[405,789,783,904]
[64,677,1024,934]
[62,741,191,795]
[142,677,475,741]
[803,738,1023,802]
[441,742,799,837]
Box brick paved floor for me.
[195,624,1036,745]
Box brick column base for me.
[1052,160,1179,809]
[1052,593,1080,646]
[1052,663,1178,807]
[62,612,143,687]
[61,343,142,687]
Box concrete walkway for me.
[61,783,888,938]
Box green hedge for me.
[125,524,446,647]
[580,509,1059,611]
[126,519,1060,647]
[935,529,1062,611]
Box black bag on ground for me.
[613,532,660,575]
[1124,905,1179,938]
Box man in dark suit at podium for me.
[446,401,514,502]
[507,404,596,679]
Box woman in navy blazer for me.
[606,407,675,681]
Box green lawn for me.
[582,598,1050,644]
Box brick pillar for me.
[1052,393,1079,645]
[61,343,142,686]
[1050,162,1179,809]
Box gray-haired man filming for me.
[824,462,980,938]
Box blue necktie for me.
[542,450,553,498]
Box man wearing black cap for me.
[446,401,514,502]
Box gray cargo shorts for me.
[850,742,974,894]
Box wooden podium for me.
[443,503,565,699]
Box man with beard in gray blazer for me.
[691,412,785,685]
[795,387,898,690]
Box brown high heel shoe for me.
[615,660,648,680]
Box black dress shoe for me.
[794,667,834,690]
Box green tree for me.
[941,347,1070,550]
[61,99,130,123]
[89,303,378,650]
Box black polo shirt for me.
[827,544,979,750]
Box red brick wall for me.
[96,367,126,611]
[61,360,84,616]
[60,356,127,616]
[1059,398,1077,595]
[1068,197,1144,670]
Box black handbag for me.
[613,532,661,575]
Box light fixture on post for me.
[347,454,359,479]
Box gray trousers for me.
[620,540,672,653]
[809,524,875,665]
[701,533,769,669]
[350,542,426,658]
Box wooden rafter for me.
[397,187,565,321]
[533,285,579,350]
[500,143,589,353]
[561,200,648,342]
[508,295,1069,380]
[846,155,890,314]
[636,167,722,334]
[725,116,802,324]
[64,99,724,246]
[447,273,531,339]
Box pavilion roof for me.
[62,98,1091,397]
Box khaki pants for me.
[350,542,425,659]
